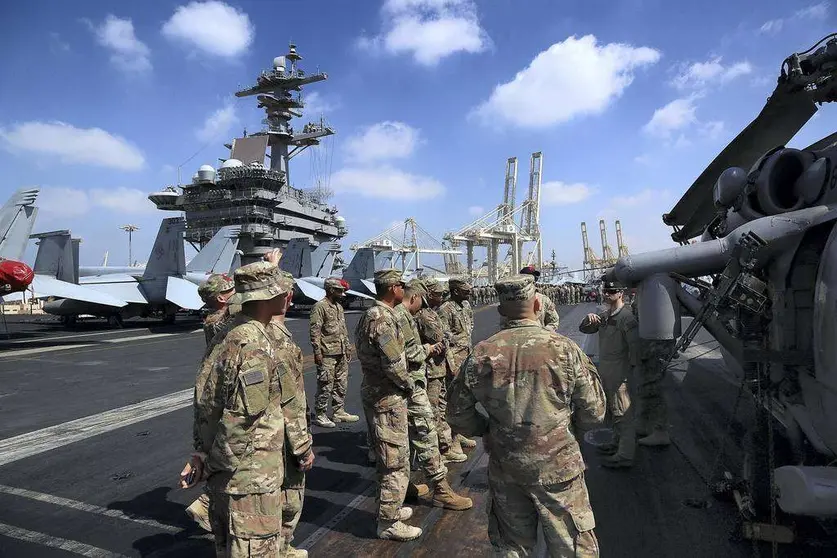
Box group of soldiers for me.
[470,279,590,307]
[182,252,672,557]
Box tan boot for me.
[285,547,308,558]
[431,479,473,510]
[313,414,336,428]
[185,493,212,532]
[397,506,414,521]
[377,520,422,541]
[457,434,477,449]
[406,483,430,500]
[442,449,468,463]
[333,409,360,423]
[638,430,671,447]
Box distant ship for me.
[149,43,347,265]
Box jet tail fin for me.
[280,238,312,278]
[374,250,395,270]
[31,230,76,283]
[186,225,242,274]
[312,242,340,278]
[143,218,186,279]
[343,248,377,282]
[0,188,39,261]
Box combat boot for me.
[185,493,212,532]
[601,454,633,469]
[431,479,473,510]
[595,442,618,455]
[457,434,477,449]
[377,520,422,541]
[397,506,414,521]
[441,448,467,463]
[333,409,360,423]
[285,547,308,558]
[638,430,671,447]
[313,415,336,428]
[406,483,430,500]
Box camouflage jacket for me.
[355,301,411,411]
[437,299,473,373]
[309,298,349,357]
[394,303,429,384]
[194,314,289,495]
[536,292,560,332]
[270,319,312,489]
[579,305,640,366]
[415,306,447,379]
[203,306,235,347]
[448,318,606,485]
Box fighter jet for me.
[280,238,373,302]
[0,188,39,296]
[36,218,239,326]
[339,248,396,296]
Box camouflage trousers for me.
[363,398,410,522]
[207,474,284,558]
[426,376,455,452]
[315,353,349,417]
[280,462,305,552]
[407,381,447,484]
[637,340,674,434]
[598,359,636,460]
[487,466,598,558]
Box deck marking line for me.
[0,330,200,359]
[0,522,129,557]
[0,484,179,533]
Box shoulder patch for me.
[242,369,265,385]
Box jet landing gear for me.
[107,314,124,328]
[60,316,77,328]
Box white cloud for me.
[758,3,828,34]
[643,97,698,138]
[759,20,783,34]
[331,165,444,200]
[358,0,489,66]
[670,57,752,90]
[611,188,666,207]
[472,35,660,129]
[0,121,145,171]
[94,15,151,75]
[468,205,484,216]
[39,186,156,217]
[541,181,593,205]
[700,120,725,140]
[196,102,239,143]
[302,92,339,116]
[344,121,420,163]
[49,32,71,54]
[162,1,254,58]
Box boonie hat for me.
[198,273,235,302]
[231,262,294,304]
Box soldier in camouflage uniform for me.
[309,277,359,428]
[183,261,295,558]
[269,280,315,558]
[199,273,237,346]
[579,279,641,468]
[437,276,477,452]
[416,279,467,463]
[519,266,560,331]
[354,269,423,541]
[448,274,606,557]
[395,279,473,509]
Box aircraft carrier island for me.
[149,43,347,265]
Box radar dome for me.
[221,159,243,169]
[335,216,346,224]
[273,56,286,70]
[197,164,216,183]
[192,172,200,184]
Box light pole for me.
[119,225,139,266]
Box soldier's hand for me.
[298,449,315,472]
[263,248,282,266]
[586,313,601,324]
[432,342,445,356]
[314,353,323,367]
[179,453,205,489]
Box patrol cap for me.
[449,276,472,291]
[374,268,404,287]
[324,277,348,291]
[519,265,541,279]
[495,274,537,303]
[231,262,295,304]
[198,273,235,302]
[422,278,447,295]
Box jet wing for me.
[360,279,377,295]
[295,279,327,302]
[665,79,818,242]
[4,275,129,307]
[346,289,373,300]
[79,274,148,304]
[166,276,204,310]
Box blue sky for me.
[1,0,836,270]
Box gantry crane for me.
[581,222,602,282]
[615,219,629,257]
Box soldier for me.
[631,303,674,447]
[395,279,473,509]
[437,276,477,453]
[355,269,423,541]
[183,261,295,557]
[448,274,606,557]
[416,279,467,464]
[270,281,315,558]
[198,273,237,346]
[579,279,641,468]
[519,266,559,331]
[309,277,359,428]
